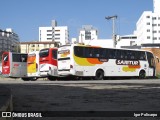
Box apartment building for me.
[78,25,98,44]
[20,41,58,53]
[135,0,160,45]
[0,28,20,60]
[39,20,69,45]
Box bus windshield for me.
[39,49,49,57]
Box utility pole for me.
[105,15,117,48]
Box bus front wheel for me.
[95,69,104,80]
[139,70,146,79]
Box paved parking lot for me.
[0,78,160,120]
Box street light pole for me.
[105,15,117,48]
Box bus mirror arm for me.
[156,56,160,63]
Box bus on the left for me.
[2,51,28,80]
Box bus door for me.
[2,52,10,76]
[146,52,155,76]
[11,53,27,77]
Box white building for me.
[39,20,69,45]
[135,0,160,45]
[78,25,98,43]
[116,34,138,48]
[85,39,113,48]
[71,38,77,44]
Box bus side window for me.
[99,48,106,58]
[108,49,116,59]
[21,55,27,62]
[13,54,21,62]
[74,46,84,57]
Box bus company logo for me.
[116,60,140,66]
[3,66,9,69]
[98,58,109,62]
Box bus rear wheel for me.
[21,78,30,81]
[31,77,38,81]
[47,76,57,81]
[95,69,104,80]
[139,70,146,79]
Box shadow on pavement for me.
[1,82,160,120]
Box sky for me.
[0,0,153,41]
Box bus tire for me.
[48,76,56,81]
[21,78,30,81]
[139,70,146,79]
[95,69,104,80]
[31,77,38,81]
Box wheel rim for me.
[96,70,104,80]
[139,71,145,79]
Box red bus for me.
[2,51,28,78]
[39,48,58,80]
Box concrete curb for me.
[0,86,13,120]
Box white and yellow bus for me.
[57,44,156,80]
[25,51,40,81]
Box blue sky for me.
[0,0,153,41]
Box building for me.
[71,38,77,44]
[0,28,20,60]
[134,0,160,45]
[85,39,113,48]
[20,41,57,53]
[116,34,138,48]
[39,20,69,45]
[78,25,98,43]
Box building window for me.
[85,31,91,40]
[55,30,60,32]
[147,22,150,25]
[153,31,157,33]
[55,34,60,36]
[152,17,156,20]
[152,24,157,26]
[146,16,150,18]
[147,36,150,39]
[47,34,52,36]
[31,44,35,47]
[47,30,52,32]
[153,37,157,40]
[147,29,150,32]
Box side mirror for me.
[156,56,159,63]
[3,56,8,62]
